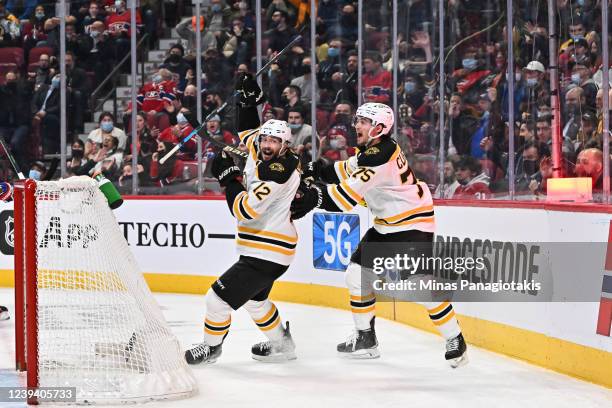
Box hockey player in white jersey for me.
[185,75,301,365]
[291,103,468,368]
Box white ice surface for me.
[1,288,611,408]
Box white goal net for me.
[24,177,197,404]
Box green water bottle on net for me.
[94,174,124,209]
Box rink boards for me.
[0,197,611,388]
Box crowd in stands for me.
[0,0,610,201]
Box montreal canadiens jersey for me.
[228,129,301,265]
[325,138,435,234]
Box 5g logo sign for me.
[313,213,360,271]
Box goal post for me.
[13,177,198,405]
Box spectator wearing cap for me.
[570,60,597,108]
[160,44,190,86]
[576,111,598,151]
[265,9,299,55]
[452,156,491,200]
[0,0,20,47]
[202,114,238,154]
[523,60,549,119]
[362,51,392,104]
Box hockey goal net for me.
[13,177,197,404]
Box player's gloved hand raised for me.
[291,181,323,220]
[211,151,241,187]
[235,72,265,107]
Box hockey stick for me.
[0,134,25,180]
[160,35,303,164]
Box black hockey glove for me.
[235,72,265,107]
[291,182,323,220]
[211,151,241,187]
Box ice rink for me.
[1,288,611,408]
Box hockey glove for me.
[235,72,265,107]
[211,151,241,187]
[291,182,323,220]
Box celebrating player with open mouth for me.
[291,103,468,368]
[185,75,301,365]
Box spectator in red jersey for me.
[452,155,491,200]
[105,0,142,68]
[362,51,392,103]
[128,69,177,122]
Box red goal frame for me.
[13,179,39,404]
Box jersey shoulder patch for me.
[356,138,398,167]
[257,152,299,184]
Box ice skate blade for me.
[251,352,297,363]
[448,352,468,368]
[338,348,380,359]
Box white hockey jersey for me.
[228,129,301,266]
[325,138,435,234]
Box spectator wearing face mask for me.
[434,159,461,199]
[290,56,319,104]
[84,21,114,89]
[67,139,87,176]
[325,102,356,146]
[106,0,142,68]
[27,161,46,181]
[126,69,177,123]
[513,140,549,194]
[202,114,238,154]
[160,44,190,85]
[320,127,353,162]
[87,112,128,153]
[568,60,597,109]
[522,60,550,119]
[452,155,491,200]
[287,106,317,154]
[22,5,49,55]
[450,48,491,105]
[32,74,65,154]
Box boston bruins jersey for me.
[322,138,434,234]
[226,129,301,266]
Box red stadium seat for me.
[0,63,18,84]
[28,46,53,65]
[0,48,24,67]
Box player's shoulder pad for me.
[356,137,398,167]
[257,152,299,184]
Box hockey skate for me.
[445,333,468,368]
[337,317,380,359]
[185,342,223,365]
[0,305,9,321]
[251,321,297,362]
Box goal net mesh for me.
[31,177,197,404]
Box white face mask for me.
[177,112,188,125]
